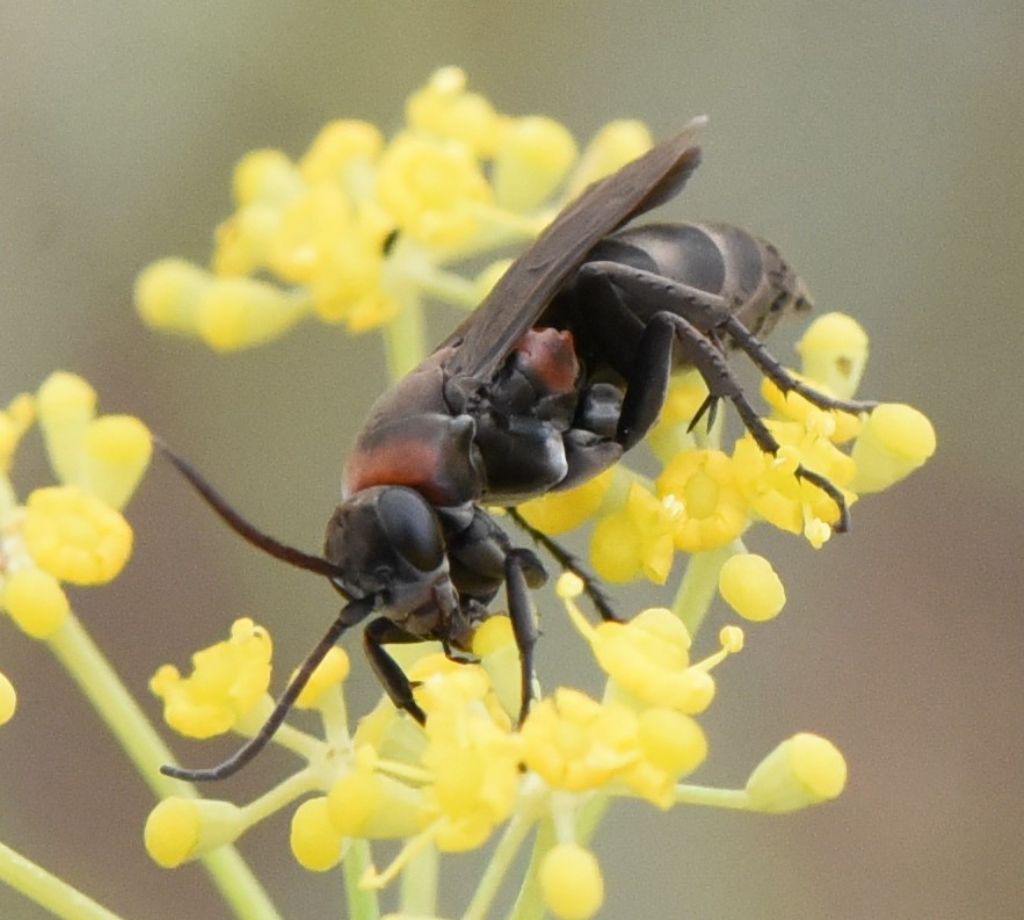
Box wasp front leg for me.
[363,618,428,724]
[504,547,546,725]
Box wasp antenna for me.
[153,437,346,584]
[161,596,375,782]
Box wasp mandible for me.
[159,117,876,781]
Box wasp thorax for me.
[324,486,449,611]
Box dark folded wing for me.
[444,116,707,380]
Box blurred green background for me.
[2,3,1022,919]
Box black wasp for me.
[159,117,876,781]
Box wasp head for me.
[324,486,459,637]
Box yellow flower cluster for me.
[134,66,654,351]
[145,576,844,920]
[0,373,149,644]
[520,311,937,583]
[130,70,935,918]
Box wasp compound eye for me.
[377,487,444,572]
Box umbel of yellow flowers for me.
[0,67,935,920]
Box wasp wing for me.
[444,116,707,380]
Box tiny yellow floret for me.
[376,133,492,248]
[589,608,723,714]
[718,553,786,622]
[851,403,936,493]
[540,843,605,920]
[150,618,272,738]
[2,566,71,639]
[521,689,635,793]
[590,482,677,584]
[0,672,17,725]
[745,733,848,813]
[291,797,345,871]
[657,449,749,552]
[23,486,133,585]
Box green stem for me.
[398,842,438,916]
[673,784,750,810]
[239,766,322,828]
[0,840,125,920]
[406,263,481,310]
[574,794,610,845]
[45,613,282,920]
[342,840,380,920]
[504,816,554,920]
[464,807,540,920]
[385,247,430,381]
[671,542,738,638]
[268,722,325,762]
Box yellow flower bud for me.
[196,277,307,352]
[300,120,383,186]
[81,415,152,510]
[36,372,96,485]
[637,707,707,776]
[540,843,604,920]
[569,120,652,195]
[493,116,578,213]
[2,566,70,639]
[796,312,869,400]
[0,393,35,474]
[327,765,422,840]
[145,797,245,868]
[133,258,211,334]
[0,672,17,725]
[745,733,847,813]
[291,797,346,871]
[294,647,350,710]
[718,553,786,622]
[405,66,500,158]
[851,403,936,493]
[471,615,520,721]
[213,204,282,276]
[232,148,303,207]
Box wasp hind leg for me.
[721,315,878,416]
[574,263,852,532]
